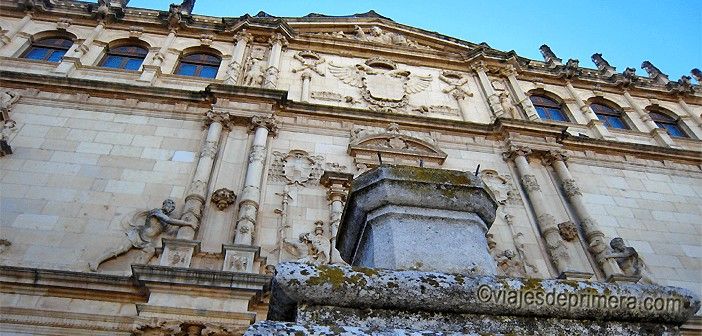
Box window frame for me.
[99,45,149,71]
[529,95,570,122]
[21,37,74,63]
[174,52,221,79]
[590,102,630,130]
[649,110,689,138]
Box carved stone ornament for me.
[562,59,581,79]
[329,58,432,110]
[1,120,17,157]
[562,178,582,197]
[411,104,459,116]
[292,50,325,76]
[521,175,541,193]
[307,25,433,50]
[349,123,447,170]
[439,70,473,100]
[480,170,518,205]
[0,238,11,254]
[242,57,266,87]
[250,115,280,136]
[269,150,324,186]
[211,188,236,210]
[558,221,579,241]
[620,67,639,87]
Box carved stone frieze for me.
[349,123,446,169]
[558,221,579,241]
[211,188,236,210]
[329,58,432,110]
[307,25,433,50]
[411,104,460,116]
[269,150,325,186]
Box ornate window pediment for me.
[348,123,447,171]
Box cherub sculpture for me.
[88,199,193,271]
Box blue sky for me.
[129,0,701,81]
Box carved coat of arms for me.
[329,57,432,110]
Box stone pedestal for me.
[159,239,200,268]
[222,244,262,273]
[246,165,700,335]
[337,165,498,274]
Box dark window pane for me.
[25,47,48,60]
[177,63,197,76]
[199,65,218,78]
[536,106,548,119]
[606,116,628,129]
[102,55,123,68]
[47,50,66,62]
[125,58,143,70]
[549,108,567,121]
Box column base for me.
[160,238,200,267]
[222,244,263,273]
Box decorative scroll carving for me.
[88,199,194,272]
[1,90,20,116]
[349,123,446,169]
[480,170,518,205]
[439,71,473,100]
[329,58,432,111]
[269,150,324,186]
[505,214,539,276]
[308,25,432,50]
[211,188,236,210]
[558,221,579,241]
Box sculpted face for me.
[610,238,625,251]
[162,199,176,214]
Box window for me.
[650,111,688,138]
[100,45,148,71]
[530,95,569,122]
[591,103,629,129]
[175,53,221,78]
[22,38,73,62]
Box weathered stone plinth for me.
[337,165,498,274]
[246,263,700,335]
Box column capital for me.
[268,32,288,47]
[499,65,517,77]
[320,170,354,202]
[470,60,488,73]
[502,145,532,161]
[542,149,568,166]
[206,109,232,127]
[250,115,280,136]
[234,29,253,43]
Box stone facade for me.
[0,1,700,335]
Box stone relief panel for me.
[269,149,325,186]
[349,123,447,173]
[292,50,326,76]
[329,57,432,113]
[306,25,434,50]
[241,46,268,87]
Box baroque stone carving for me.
[641,61,667,80]
[88,199,194,272]
[692,68,702,82]
[606,237,655,284]
[309,25,432,50]
[211,188,236,210]
[1,90,20,116]
[349,123,447,169]
[242,57,266,87]
[558,221,579,241]
[480,170,518,205]
[250,115,280,135]
[439,71,473,100]
[1,120,16,157]
[487,233,526,277]
[292,50,325,76]
[269,150,324,186]
[292,221,330,265]
[329,58,432,111]
[562,59,581,79]
[591,53,615,74]
[539,44,562,66]
[498,91,518,118]
[562,178,582,197]
[521,175,541,192]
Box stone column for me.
[471,61,503,121]
[564,81,614,139]
[222,30,252,84]
[300,72,312,102]
[233,116,279,245]
[0,13,31,48]
[320,170,354,264]
[263,33,286,89]
[54,21,105,75]
[139,29,177,83]
[622,91,679,148]
[503,146,573,277]
[502,67,539,120]
[160,110,230,267]
[543,151,629,282]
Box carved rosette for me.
[211,188,236,210]
[558,221,579,241]
[562,178,583,197]
[521,175,541,193]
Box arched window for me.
[650,111,688,138]
[529,95,569,122]
[22,37,73,62]
[175,53,221,78]
[99,45,148,71]
[591,103,629,129]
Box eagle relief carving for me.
[329,57,432,112]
